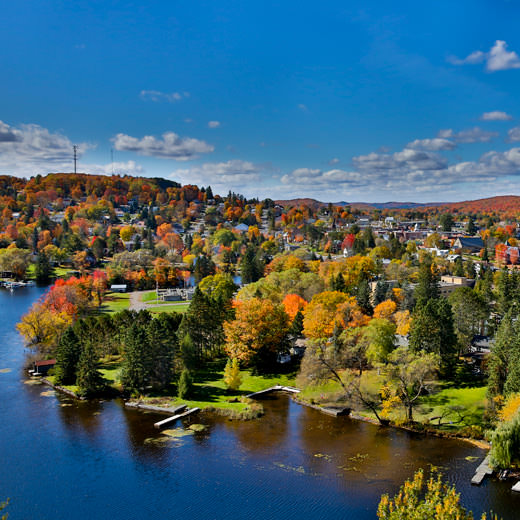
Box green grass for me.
[415,384,488,427]
[26,264,75,280]
[149,303,190,314]
[137,364,297,414]
[141,291,157,303]
[99,292,131,314]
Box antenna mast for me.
[73,145,78,174]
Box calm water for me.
[0,287,518,520]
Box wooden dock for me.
[246,385,300,399]
[154,407,200,429]
[125,402,187,415]
[471,454,493,485]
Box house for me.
[110,284,127,293]
[453,237,484,253]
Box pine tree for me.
[466,217,477,235]
[356,279,373,315]
[414,261,440,307]
[177,369,193,399]
[34,251,54,284]
[76,341,104,397]
[121,324,151,393]
[54,328,82,385]
[223,358,243,391]
[290,310,304,336]
[373,280,387,306]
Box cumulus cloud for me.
[207,121,221,128]
[406,138,456,151]
[171,159,263,188]
[480,111,513,121]
[0,120,94,175]
[353,148,447,171]
[298,104,308,112]
[329,157,340,165]
[437,127,497,143]
[507,127,520,142]
[78,160,145,176]
[112,131,214,160]
[448,40,520,72]
[139,90,189,103]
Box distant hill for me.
[275,195,520,214]
[430,195,520,214]
[274,198,443,210]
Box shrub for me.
[177,369,193,399]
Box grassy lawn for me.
[26,264,74,280]
[99,292,131,314]
[149,303,190,314]
[297,369,488,432]
[141,291,157,303]
[134,363,297,414]
[415,384,488,427]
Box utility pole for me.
[73,145,78,174]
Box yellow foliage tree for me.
[373,300,397,320]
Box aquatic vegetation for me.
[0,368,12,373]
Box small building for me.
[32,359,56,376]
[110,284,128,293]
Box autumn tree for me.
[223,357,243,391]
[224,298,289,369]
[384,347,440,422]
[282,293,308,321]
[378,468,488,520]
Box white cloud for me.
[139,90,188,103]
[78,160,145,176]
[406,138,456,151]
[0,120,95,175]
[353,148,447,171]
[329,157,340,165]
[507,127,520,142]
[448,40,520,72]
[437,127,497,143]
[207,121,221,128]
[480,111,513,121]
[171,159,263,189]
[112,131,214,160]
[298,104,308,112]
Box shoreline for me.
[34,373,491,451]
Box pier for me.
[246,385,301,399]
[154,407,200,429]
[471,454,493,485]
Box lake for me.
[0,286,518,519]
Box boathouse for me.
[32,359,56,376]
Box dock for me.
[471,454,493,485]
[246,385,300,399]
[125,402,187,415]
[154,407,200,429]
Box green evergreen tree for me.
[453,256,464,277]
[177,369,193,399]
[290,310,304,336]
[414,260,440,307]
[54,328,82,385]
[373,280,388,306]
[34,251,54,284]
[409,298,457,377]
[121,324,151,393]
[356,279,373,315]
[76,341,104,397]
[466,216,477,235]
[240,245,263,284]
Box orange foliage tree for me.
[223,298,289,367]
[282,294,308,321]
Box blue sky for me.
[2,1,520,202]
